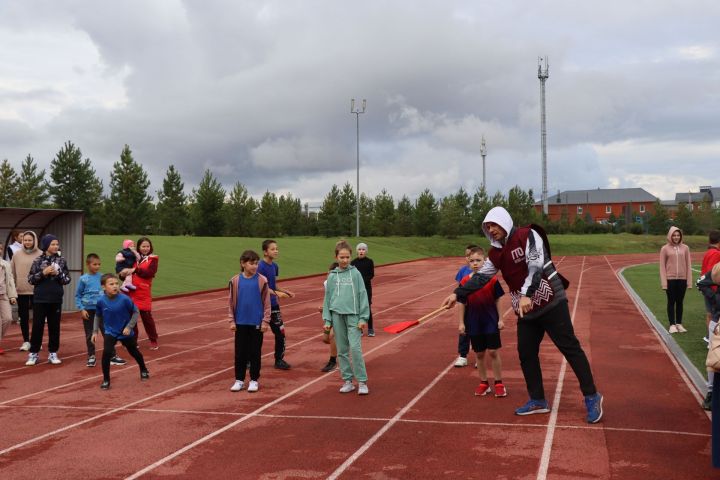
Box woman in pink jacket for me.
[126,237,160,349]
[659,226,692,333]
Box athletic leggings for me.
[665,279,687,325]
[102,334,146,382]
[17,294,32,342]
[30,303,62,354]
[269,308,286,361]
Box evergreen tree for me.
[224,182,256,237]
[507,186,536,226]
[190,169,226,236]
[16,155,48,208]
[490,190,507,209]
[646,200,668,235]
[372,189,395,236]
[454,187,472,234]
[255,191,281,237]
[318,185,341,237]
[394,195,414,236]
[438,194,464,238]
[48,141,104,232]
[278,194,303,236]
[0,159,18,206]
[470,186,491,234]
[156,165,188,235]
[105,145,152,234]
[337,182,356,236]
[414,189,439,236]
[359,193,375,236]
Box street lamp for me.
[480,136,487,191]
[351,98,366,237]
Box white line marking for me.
[537,255,586,480]
[326,362,455,480]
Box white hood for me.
[482,206,514,248]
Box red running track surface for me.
[0,254,714,479]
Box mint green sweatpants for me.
[330,311,367,383]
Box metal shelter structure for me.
[1,208,84,312]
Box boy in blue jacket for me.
[92,273,149,390]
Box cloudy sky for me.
[1,0,719,207]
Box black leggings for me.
[234,325,263,381]
[17,295,32,342]
[665,279,687,325]
[102,334,146,382]
[30,303,61,354]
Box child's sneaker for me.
[48,352,62,365]
[339,381,356,393]
[149,342,159,350]
[120,286,129,293]
[230,380,244,392]
[126,284,137,291]
[454,356,468,367]
[367,329,375,337]
[676,324,687,333]
[100,380,110,390]
[110,356,127,366]
[358,382,369,395]
[668,324,678,334]
[140,370,150,380]
[321,359,337,372]
[25,353,39,366]
[474,382,491,396]
[19,341,30,351]
[515,398,550,416]
[494,382,507,397]
[584,392,604,424]
[87,355,96,367]
[247,380,259,392]
[702,392,712,411]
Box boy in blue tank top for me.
[92,273,148,390]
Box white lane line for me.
[2,404,709,439]
[326,362,455,480]
[124,308,452,479]
[537,255,586,480]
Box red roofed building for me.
[535,188,658,223]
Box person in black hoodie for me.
[351,242,375,336]
[25,234,71,366]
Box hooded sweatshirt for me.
[659,226,692,289]
[322,265,370,326]
[11,231,41,295]
[455,206,566,319]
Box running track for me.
[0,254,714,479]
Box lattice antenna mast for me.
[480,136,487,191]
[538,56,549,215]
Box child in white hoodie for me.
[322,241,370,395]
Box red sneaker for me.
[494,382,507,397]
[474,382,491,396]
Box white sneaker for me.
[25,353,39,366]
[358,382,369,395]
[230,380,244,392]
[668,325,678,334]
[19,342,31,351]
[48,353,62,365]
[676,324,687,333]
[454,356,468,367]
[339,381,356,393]
[247,380,259,392]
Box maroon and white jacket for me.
[455,206,567,319]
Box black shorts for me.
[469,332,501,352]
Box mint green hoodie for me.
[322,265,370,327]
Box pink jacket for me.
[659,226,692,289]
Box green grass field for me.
[622,263,707,374]
[85,233,708,298]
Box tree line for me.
[0,141,714,237]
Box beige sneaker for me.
[676,324,687,333]
[668,324,678,334]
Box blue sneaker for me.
[515,399,550,416]
[585,392,603,423]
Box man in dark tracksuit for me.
[442,206,603,423]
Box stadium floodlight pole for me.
[480,135,487,191]
[351,98,366,237]
[538,56,550,215]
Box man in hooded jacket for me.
[442,206,603,423]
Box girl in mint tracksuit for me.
[322,241,370,395]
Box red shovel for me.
[383,307,448,334]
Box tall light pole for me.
[480,135,487,191]
[351,98,366,237]
[538,56,549,216]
